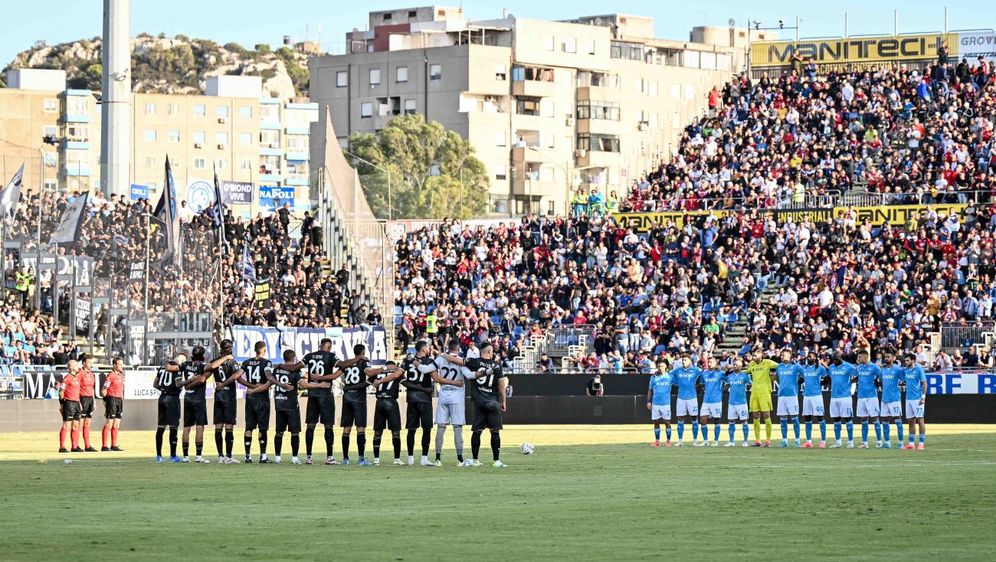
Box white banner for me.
[49,193,89,245]
[958,30,996,62]
[231,325,388,364]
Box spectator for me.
[586,374,604,396]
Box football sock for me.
[290,434,300,457]
[653,427,661,441]
[59,427,67,449]
[155,427,164,456]
[259,431,268,455]
[792,418,800,440]
[805,421,813,441]
[244,433,252,458]
[677,422,685,441]
[82,425,91,449]
[918,433,926,444]
[406,429,416,457]
[215,429,224,456]
[490,430,501,461]
[861,421,869,443]
[305,427,315,456]
[71,427,80,449]
[834,422,842,441]
[909,433,915,444]
[846,421,854,442]
[753,418,761,441]
[714,423,721,441]
[341,434,350,459]
[111,427,119,447]
[324,427,335,458]
[372,435,382,459]
[225,429,233,457]
[392,433,401,459]
[883,422,891,442]
[874,420,882,442]
[435,425,447,458]
[454,425,464,461]
[274,433,283,456]
[471,431,481,460]
[665,427,672,441]
[182,440,189,457]
[691,421,699,441]
[421,428,431,456]
[764,419,772,441]
[741,423,749,441]
[727,423,735,441]
[356,433,366,458]
[819,420,827,441]
[895,421,904,443]
[168,427,178,457]
[780,419,788,440]
[195,441,203,456]
[102,425,111,448]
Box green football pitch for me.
[1,425,994,561]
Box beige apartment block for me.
[310,8,737,216]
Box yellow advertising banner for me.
[611,204,966,233]
[750,33,958,68]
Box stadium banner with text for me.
[15,368,249,400]
[750,33,957,69]
[221,181,254,204]
[611,203,966,232]
[231,325,388,365]
[958,30,996,62]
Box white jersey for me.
[435,354,466,404]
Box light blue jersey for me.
[828,362,856,399]
[903,365,926,401]
[880,365,903,403]
[701,370,725,403]
[776,363,803,397]
[649,372,675,406]
[802,364,827,397]
[855,362,882,399]
[725,371,750,405]
[674,366,701,400]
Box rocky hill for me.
[2,33,311,98]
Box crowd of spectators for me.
[620,57,996,213]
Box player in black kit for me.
[368,360,403,466]
[468,342,508,468]
[177,346,233,463]
[337,344,373,466]
[402,341,439,466]
[302,338,362,465]
[153,357,182,462]
[241,341,275,463]
[271,349,320,464]
[211,339,244,464]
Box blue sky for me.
[1,0,991,68]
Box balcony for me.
[64,165,92,177]
[259,146,283,156]
[576,86,619,101]
[285,176,309,187]
[285,152,309,161]
[64,114,90,123]
[258,170,282,182]
[576,150,620,169]
[511,146,545,163]
[63,140,90,150]
[576,118,619,135]
[510,176,560,197]
[284,127,310,136]
[512,79,556,98]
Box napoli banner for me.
[231,325,388,365]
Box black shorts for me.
[183,400,208,427]
[306,395,335,425]
[405,400,433,430]
[245,398,271,431]
[79,396,95,419]
[373,399,402,432]
[213,399,237,426]
[61,400,81,422]
[275,408,301,433]
[340,398,367,428]
[104,397,123,420]
[472,401,503,431]
[158,395,180,427]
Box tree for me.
[347,114,489,219]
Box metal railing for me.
[940,322,995,351]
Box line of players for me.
[648,347,928,449]
[152,338,511,467]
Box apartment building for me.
[310,7,736,216]
[0,69,317,215]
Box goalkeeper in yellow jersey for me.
[745,350,778,447]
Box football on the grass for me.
[521,442,535,455]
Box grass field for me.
[2,425,995,561]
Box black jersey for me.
[374,370,400,400]
[179,360,207,402]
[341,359,369,401]
[403,355,434,403]
[212,358,241,403]
[470,358,505,404]
[156,364,181,397]
[272,365,302,411]
[303,350,339,398]
[241,357,272,401]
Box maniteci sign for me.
[751,33,957,69]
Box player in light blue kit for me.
[854,349,883,448]
[878,348,904,448]
[672,354,702,446]
[698,357,726,447]
[774,349,803,448]
[801,351,828,448]
[902,353,927,450]
[647,365,675,447]
[827,352,856,448]
[724,359,751,447]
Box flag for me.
[0,163,25,220]
[49,193,89,246]
[239,243,256,282]
[212,167,228,234]
[155,157,181,268]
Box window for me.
[649,81,659,97]
[543,132,555,148]
[587,40,596,55]
[193,104,206,116]
[66,125,88,139]
[193,158,206,169]
[495,131,507,147]
[240,132,252,145]
[287,136,308,150]
[408,10,417,18]
[336,71,348,87]
[495,65,507,80]
[215,158,229,170]
[382,12,392,22]
[143,129,157,142]
[192,131,205,145]
[43,125,57,138]
[576,101,620,121]
[396,66,408,83]
[545,36,555,51]
[495,164,507,180]
[145,156,157,168]
[540,99,555,118]
[216,105,229,118]
[404,99,416,115]
[577,133,620,153]
[369,68,381,86]
[216,132,229,145]
[166,129,180,143]
[562,38,577,54]
[260,130,280,145]
[429,64,442,81]
[360,102,373,118]
[240,159,253,170]
[145,103,156,115]
[43,98,58,112]
[240,105,253,118]
[67,96,89,114]
[167,103,179,116]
